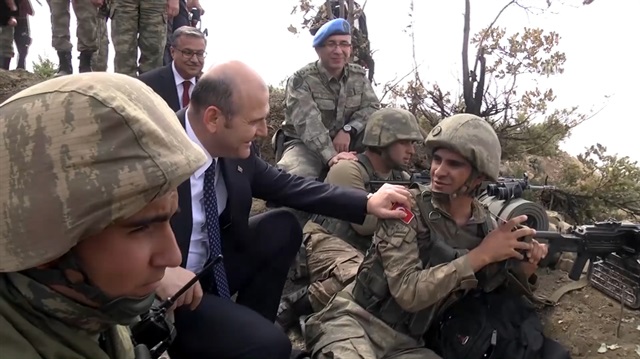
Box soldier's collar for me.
[430,196,487,225]
[316,60,348,82]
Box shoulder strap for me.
[355,153,375,190]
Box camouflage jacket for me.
[282,60,380,164]
[351,184,537,338]
[0,273,135,359]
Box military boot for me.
[276,286,313,331]
[1,57,10,70]
[16,50,27,70]
[55,51,73,77]
[78,51,94,73]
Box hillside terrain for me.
[2,69,638,358]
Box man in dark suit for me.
[158,60,412,359]
[138,26,206,112]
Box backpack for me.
[429,290,545,359]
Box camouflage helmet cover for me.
[424,114,501,181]
[0,73,208,272]
[362,107,424,148]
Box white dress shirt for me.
[173,61,196,110]
[185,111,228,273]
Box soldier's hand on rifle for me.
[156,266,204,311]
[519,239,548,278]
[333,130,351,153]
[166,0,179,17]
[525,239,548,264]
[468,215,536,269]
[89,0,104,7]
[187,0,204,14]
[328,151,357,167]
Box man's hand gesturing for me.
[365,183,413,219]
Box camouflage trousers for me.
[0,26,13,58]
[46,0,98,52]
[277,139,327,180]
[304,221,364,312]
[276,131,366,180]
[305,283,442,359]
[91,14,110,71]
[111,0,167,76]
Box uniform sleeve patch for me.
[392,203,415,224]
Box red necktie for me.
[182,81,191,108]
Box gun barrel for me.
[528,185,557,190]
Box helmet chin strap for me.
[22,250,156,325]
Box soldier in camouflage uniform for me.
[46,0,101,76]
[0,0,32,70]
[304,114,548,358]
[0,72,207,358]
[91,3,110,72]
[111,0,178,76]
[277,17,380,181]
[276,108,423,331]
[0,25,12,69]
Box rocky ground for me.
[3,69,639,358]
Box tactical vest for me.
[351,185,505,339]
[311,154,408,252]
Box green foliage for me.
[288,0,638,223]
[31,55,57,79]
[548,144,640,222]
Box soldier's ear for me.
[471,174,487,189]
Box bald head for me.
[191,61,268,118]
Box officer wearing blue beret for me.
[276,14,380,197]
[312,18,351,48]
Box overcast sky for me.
[14,0,639,163]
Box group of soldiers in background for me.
[0,0,205,75]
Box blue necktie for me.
[203,160,231,298]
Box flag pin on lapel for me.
[237,165,243,173]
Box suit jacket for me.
[138,64,182,112]
[171,108,370,267]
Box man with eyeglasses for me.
[277,18,380,184]
[274,17,382,256]
[139,26,207,112]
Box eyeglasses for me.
[173,47,207,60]
[323,41,352,50]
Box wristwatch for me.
[342,124,356,136]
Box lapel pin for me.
[237,166,243,173]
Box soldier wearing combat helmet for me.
[0,72,207,358]
[303,114,550,359]
[276,107,423,332]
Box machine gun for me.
[189,7,208,37]
[485,172,556,200]
[130,254,222,358]
[533,220,640,309]
[368,170,431,191]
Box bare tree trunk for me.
[347,0,355,26]
[339,0,345,18]
[462,0,475,114]
[325,0,333,19]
